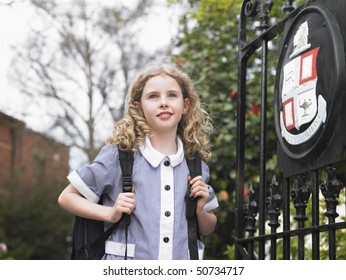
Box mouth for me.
[157,111,173,117]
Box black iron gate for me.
[235,0,346,260]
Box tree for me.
[170,0,242,259]
[0,176,73,259]
[170,0,295,259]
[8,0,155,163]
[171,0,346,261]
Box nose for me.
[159,96,168,108]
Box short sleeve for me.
[201,161,219,212]
[67,145,119,203]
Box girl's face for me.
[138,74,190,135]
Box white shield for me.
[282,48,319,131]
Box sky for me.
[0,0,182,118]
[0,0,183,169]
[0,1,30,115]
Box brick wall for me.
[0,112,69,190]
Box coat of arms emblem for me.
[279,21,327,145]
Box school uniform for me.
[67,136,219,260]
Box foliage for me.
[170,0,280,259]
[169,0,332,260]
[0,177,74,259]
[170,0,242,259]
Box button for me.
[165,211,171,217]
[164,160,170,166]
[164,185,171,191]
[163,237,169,243]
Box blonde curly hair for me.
[107,63,213,162]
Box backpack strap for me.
[86,149,134,260]
[118,149,134,260]
[186,152,202,260]
[86,206,124,259]
[118,149,134,193]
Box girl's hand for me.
[109,192,135,223]
[188,175,209,213]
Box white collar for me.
[139,136,185,168]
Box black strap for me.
[87,149,134,259]
[118,150,134,193]
[86,149,200,260]
[186,153,202,260]
[87,215,124,258]
[118,149,134,260]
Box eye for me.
[168,92,178,98]
[148,93,158,99]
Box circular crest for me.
[274,6,346,160]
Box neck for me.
[150,132,178,155]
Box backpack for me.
[70,150,201,260]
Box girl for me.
[58,63,218,260]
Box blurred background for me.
[4,0,341,261]
[0,0,241,260]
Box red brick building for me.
[0,112,69,190]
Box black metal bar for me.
[234,243,252,260]
[311,170,320,260]
[320,166,345,260]
[291,174,311,260]
[258,38,268,261]
[244,186,259,260]
[235,0,249,260]
[283,177,291,259]
[297,221,305,260]
[235,0,346,261]
[328,217,336,260]
[267,176,282,260]
[257,0,273,260]
[239,2,304,58]
[235,221,346,243]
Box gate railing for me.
[235,0,346,260]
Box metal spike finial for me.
[291,174,311,222]
[243,185,259,233]
[266,175,282,229]
[283,0,294,14]
[320,166,345,219]
[259,0,273,30]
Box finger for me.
[117,199,134,208]
[119,193,135,201]
[118,205,133,215]
[190,180,207,193]
[117,200,135,214]
[194,193,208,201]
[189,175,204,185]
[123,192,135,197]
[190,185,208,198]
[116,194,135,206]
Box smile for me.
[157,112,173,117]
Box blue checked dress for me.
[67,137,219,260]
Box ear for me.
[134,101,144,117]
[183,98,190,115]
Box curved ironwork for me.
[235,0,346,260]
